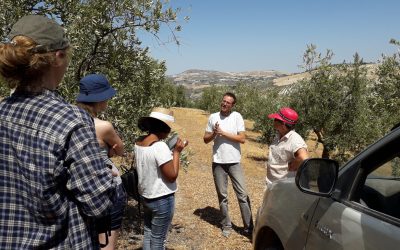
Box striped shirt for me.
[0,90,115,249]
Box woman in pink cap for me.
[266,107,309,188]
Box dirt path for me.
[117,107,320,249]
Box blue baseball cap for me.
[76,74,116,102]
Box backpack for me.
[120,154,143,234]
[120,163,140,201]
[121,139,160,201]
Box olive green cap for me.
[8,15,69,53]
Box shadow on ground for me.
[247,155,268,161]
[118,200,143,249]
[193,206,253,240]
[193,206,223,228]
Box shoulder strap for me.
[127,148,143,234]
[149,140,159,146]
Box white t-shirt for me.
[266,130,307,185]
[135,141,176,199]
[206,111,245,164]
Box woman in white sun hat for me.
[135,107,188,250]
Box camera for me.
[166,133,179,150]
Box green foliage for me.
[0,0,187,151]
[194,85,228,113]
[373,40,400,175]
[373,48,400,129]
[0,77,9,97]
[158,81,188,108]
[289,45,383,163]
[250,87,287,143]
[234,83,267,119]
[392,158,400,177]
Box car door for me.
[305,197,400,250]
[304,131,400,250]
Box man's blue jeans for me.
[212,162,253,231]
[142,193,175,250]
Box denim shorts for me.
[110,184,127,230]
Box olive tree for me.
[0,0,188,150]
[372,39,400,130]
[372,39,400,176]
[194,85,229,113]
[289,45,382,162]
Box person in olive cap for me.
[76,73,126,250]
[0,15,116,249]
[266,107,309,188]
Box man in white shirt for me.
[266,107,309,188]
[203,92,253,238]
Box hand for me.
[174,138,189,152]
[111,168,119,177]
[213,122,219,132]
[288,161,296,171]
[108,144,118,157]
[213,122,224,136]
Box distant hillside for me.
[169,69,287,85]
[168,64,379,99]
[273,63,379,86]
[272,72,310,86]
[168,69,287,99]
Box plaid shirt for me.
[0,90,116,249]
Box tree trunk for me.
[314,129,330,159]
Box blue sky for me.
[139,0,400,75]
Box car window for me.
[371,157,400,178]
[358,157,400,220]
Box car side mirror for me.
[295,158,339,197]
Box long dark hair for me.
[139,117,171,134]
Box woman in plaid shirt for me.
[0,15,117,249]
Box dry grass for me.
[117,107,322,250]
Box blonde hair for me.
[0,36,58,89]
[76,102,98,118]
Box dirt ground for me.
[116,107,321,250]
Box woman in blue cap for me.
[76,73,127,250]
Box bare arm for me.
[97,120,124,156]
[203,131,216,144]
[216,130,246,144]
[288,148,309,172]
[160,138,188,182]
[203,119,217,144]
